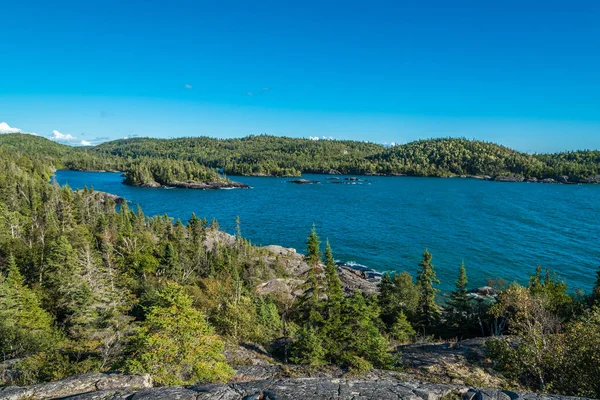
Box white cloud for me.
[185,84,192,89]
[247,92,253,96]
[0,122,23,134]
[80,140,92,146]
[51,130,76,142]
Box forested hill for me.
[2,133,600,181]
[93,135,600,180]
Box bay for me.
[55,170,600,293]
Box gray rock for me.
[494,176,524,182]
[59,378,592,400]
[0,373,151,400]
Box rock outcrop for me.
[493,176,524,182]
[5,375,589,400]
[0,373,151,400]
[134,180,250,189]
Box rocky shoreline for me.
[126,180,251,190]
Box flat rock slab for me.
[53,378,591,400]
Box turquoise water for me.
[55,170,600,293]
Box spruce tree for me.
[324,240,343,310]
[445,261,472,338]
[305,224,322,268]
[416,249,440,332]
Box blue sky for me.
[1,0,599,152]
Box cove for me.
[55,170,600,293]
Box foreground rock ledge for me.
[1,375,590,400]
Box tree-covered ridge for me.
[371,138,550,177]
[0,134,126,172]
[123,158,229,187]
[93,135,600,180]
[3,133,600,181]
[92,135,387,176]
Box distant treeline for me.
[92,135,600,179]
[1,133,600,182]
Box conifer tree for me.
[125,283,233,385]
[416,249,440,332]
[297,226,324,328]
[324,240,343,313]
[0,255,56,359]
[445,261,473,338]
[379,271,420,328]
[305,224,322,268]
[390,311,416,343]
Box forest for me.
[0,134,599,398]
[2,133,600,182]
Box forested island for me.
[0,133,599,399]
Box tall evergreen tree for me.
[305,224,322,268]
[416,249,440,332]
[445,261,473,338]
[324,240,343,309]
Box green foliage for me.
[416,250,441,332]
[592,266,600,306]
[488,306,600,398]
[125,283,233,385]
[444,262,475,338]
[0,256,56,359]
[123,158,226,186]
[378,271,420,328]
[290,326,326,366]
[91,134,600,179]
[390,311,415,343]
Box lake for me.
[55,170,600,293]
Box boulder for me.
[470,286,497,297]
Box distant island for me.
[123,159,250,189]
[1,133,599,183]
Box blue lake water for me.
[55,170,600,293]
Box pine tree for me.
[416,249,440,332]
[445,261,473,338]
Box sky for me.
[1,0,599,152]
